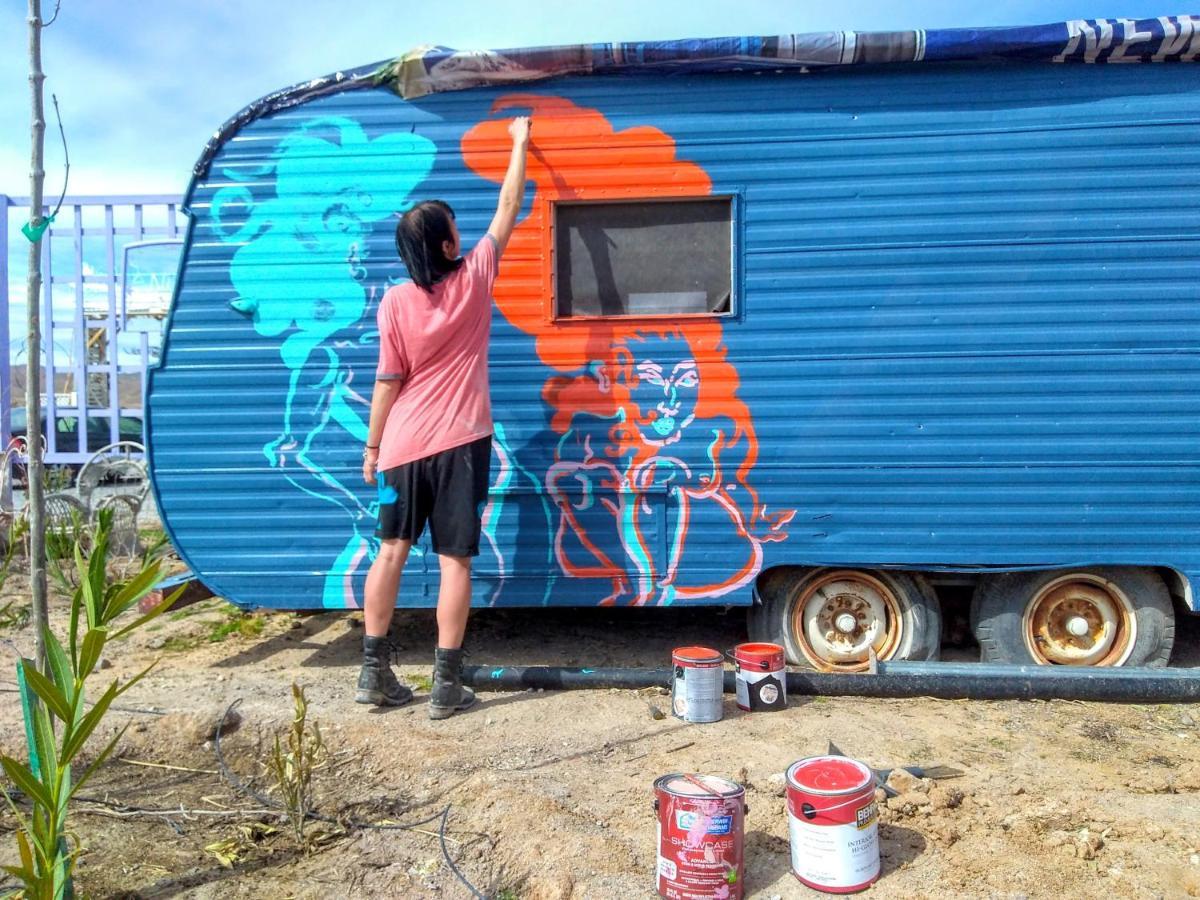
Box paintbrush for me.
[826,741,964,797]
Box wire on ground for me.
[213,699,489,899]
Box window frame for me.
[547,194,740,325]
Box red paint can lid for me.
[654,773,744,798]
[787,756,873,795]
[673,646,723,664]
[733,642,785,669]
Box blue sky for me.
[0,0,1184,369]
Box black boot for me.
[429,647,476,720]
[355,635,413,707]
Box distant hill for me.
[8,367,146,410]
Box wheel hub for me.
[1023,576,1136,666]
[834,612,858,634]
[1065,615,1090,638]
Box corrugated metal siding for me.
[149,63,1200,610]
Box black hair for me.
[395,200,464,292]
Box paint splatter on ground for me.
[1,583,1199,898]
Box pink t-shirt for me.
[375,234,498,470]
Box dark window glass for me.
[554,198,732,319]
[54,416,80,454]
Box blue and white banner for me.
[381,16,1200,99]
[194,16,1200,178]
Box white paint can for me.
[671,646,724,724]
[785,755,881,893]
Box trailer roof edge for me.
[191,16,1199,186]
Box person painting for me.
[358,116,531,718]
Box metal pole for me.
[26,0,48,671]
[1,194,11,512]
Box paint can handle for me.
[797,792,877,818]
[725,648,770,670]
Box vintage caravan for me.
[149,17,1200,670]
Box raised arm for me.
[486,116,531,255]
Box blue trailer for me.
[149,17,1200,670]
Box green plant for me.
[0,598,31,632]
[208,611,265,643]
[0,508,180,899]
[137,527,171,570]
[1,515,30,588]
[405,674,433,693]
[45,510,91,590]
[265,683,327,847]
[167,602,209,622]
[159,634,203,653]
[0,519,31,633]
[203,822,279,868]
[42,467,73,494]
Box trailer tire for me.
[973,568,1174,667]
[749,567,941,672]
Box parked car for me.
[8,407,144,455]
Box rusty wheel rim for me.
[1022,574,1137,666]
[789,570,903,672]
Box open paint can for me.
[653,773,746,899]
[785,756,880,893]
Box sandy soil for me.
[2,577,1200,899]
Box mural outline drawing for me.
[212,116,437,607]
[463,94,793,606]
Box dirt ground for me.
[3,574,1200,899]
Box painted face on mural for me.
[460,95,795,605]
[624,334,699,446]
[225,190,372,332]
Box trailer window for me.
[553,198,732,319]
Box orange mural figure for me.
[463,95,793,605]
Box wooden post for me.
[26,0,48,671]
[0,194,11,514]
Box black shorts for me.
[374,435,492,557]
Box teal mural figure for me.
[212,115,437,607]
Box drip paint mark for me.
[463,96,793,607]
[213,116,436,608]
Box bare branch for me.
[47,93,69,220]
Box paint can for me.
[731,642,787,712]
[671,646,724,723]
[785,756,881,893]
[653,773,746,900]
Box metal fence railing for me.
[2,194,183,481]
